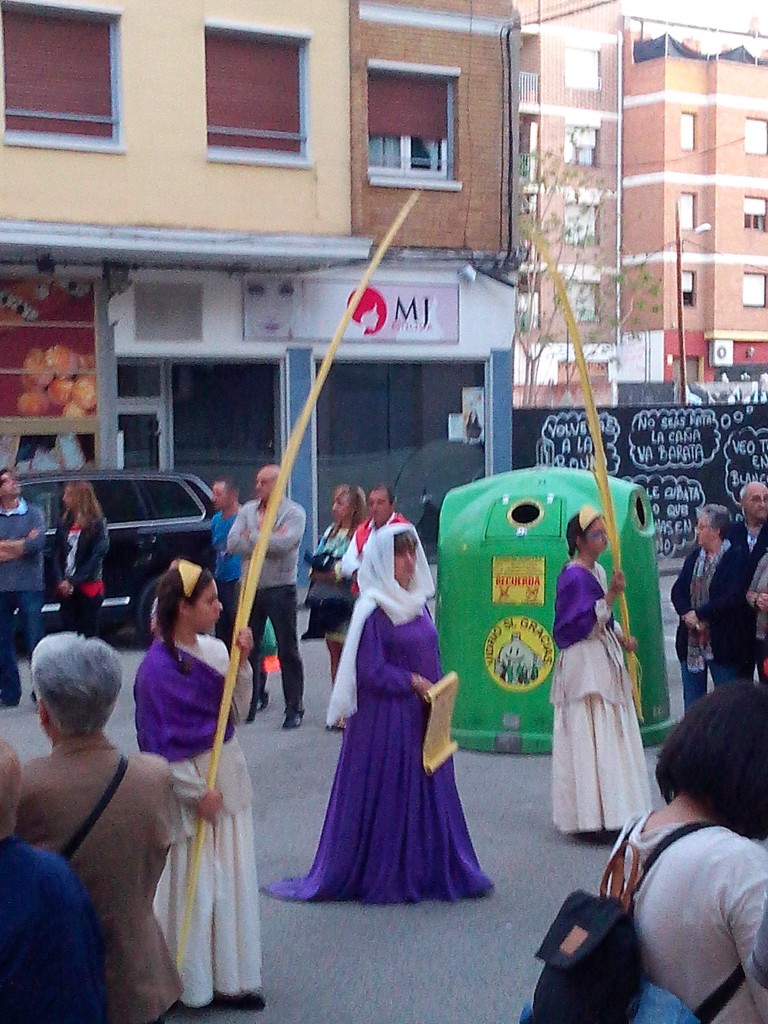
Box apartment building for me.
[620,16,768,397]
[0,0,362,542]
[0,0,518,545]
[515,0,623,406]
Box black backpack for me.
[530,823,745,1024]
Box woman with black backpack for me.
[626,684,768,1022]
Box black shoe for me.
[213,990,266,1011]
[246,692,269,723]
[282,711,303,730]
[0,697,19,708]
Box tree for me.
[515,149,661,407]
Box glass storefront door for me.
[117,412,160,469]
[171,362,278,495]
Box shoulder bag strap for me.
[633,822,745,1022]
[61,755,129,860]
[600,822,713,910]
[635,821,714,889]
[694,963,745,1024]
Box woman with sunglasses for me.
[550,505,651,835]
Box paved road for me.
[1,579,683,1024]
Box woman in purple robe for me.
[269,522,492,904]
[134,560,265,1012]
[550,505,651,834]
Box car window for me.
[91,480,146,525]
[22,481,61,530]
[142,479,204,520]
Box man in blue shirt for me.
[0,468,45,707]
[0,738,107,1024]
[211,477,242,646]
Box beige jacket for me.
[16,737,182,1024]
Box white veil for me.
[326,522,434,726]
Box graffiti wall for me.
[513,404,768,556]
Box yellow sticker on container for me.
[492,556,545,605]
[484,615,555,692]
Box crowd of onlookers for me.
[9,464,768,1023]
[2,464,466,1023]
[671,480,768,708]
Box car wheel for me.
[135,576,161,644]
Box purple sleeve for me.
[134,661,165,755]
[356,612,415,698]
[553,566,603,648]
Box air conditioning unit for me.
[709,339,734,367]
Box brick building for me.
[621,15,768,399]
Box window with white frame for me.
[678,194,695,230]
[566,282,599,322]
[564,126,597,167]
[744,197,767,230]
[680,112,696,151]
[744,273,767,307]
[516,290,539,331]
[205,29,307,159]
[745,119,768,156]
[367,70,453,181]
[564,47,600,91]
[681,271,695,307]
[564,203,597,245]
[1,5,119,146]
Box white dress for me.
[153,634,263,1007]
[550,563,651,833]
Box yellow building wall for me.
[0,0,351,235]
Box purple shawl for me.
[134,640,234,762]
[553,562,610,649]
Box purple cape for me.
[553,563,610,649]
[134,640,233,762]
[268,607,493,904]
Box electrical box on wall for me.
[709,339,734,367]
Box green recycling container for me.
[436,467,672,754]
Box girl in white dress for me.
[134,560,264,1011]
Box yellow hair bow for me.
[175,559,202,598]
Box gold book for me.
[422,671,459,776]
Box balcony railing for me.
[519,71,539,105]
[519,152,537,183]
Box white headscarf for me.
[326,522,434,726]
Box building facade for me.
[0,0,516,555]
[620,15,768,400]
[515,0,623,406]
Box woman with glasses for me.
[672,503,751,711]
[550,505,651,835]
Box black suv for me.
[21,470,213,640]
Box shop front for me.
[0,277,99,475]
[0,267,513,555]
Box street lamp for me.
[675,201,712,403]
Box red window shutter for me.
[368,73,448,141]
[205,32,302,153]
[2,9,113,138]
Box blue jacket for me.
[671,544,752,669]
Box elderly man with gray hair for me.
[15,633,181,1024]
[671,503,752,710]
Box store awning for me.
[0,219,373,273]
